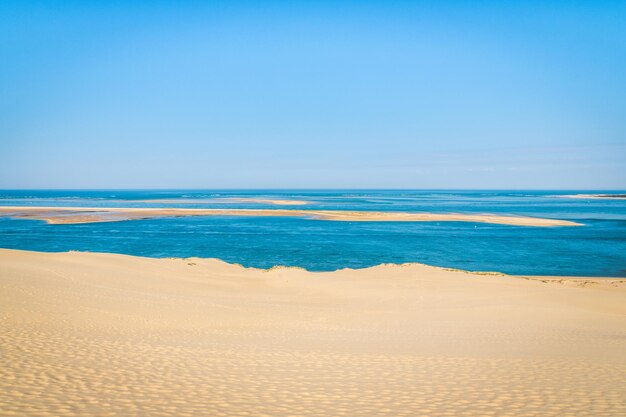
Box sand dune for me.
[0,206,582,226]
[1,249,624,416]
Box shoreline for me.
[2,247,625,281]
[0,205,583,227]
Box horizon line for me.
[1,187,625,192]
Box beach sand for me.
[0,206,582,227]
[1,249,624,416]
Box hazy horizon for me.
[1,1,625,189]
[0,187,625,192]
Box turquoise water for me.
[1,190,625,276]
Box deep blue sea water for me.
[1,190,625,276]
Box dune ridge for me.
[1,248,625,417]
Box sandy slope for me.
[0,206,581,226]
[1,249,624,417]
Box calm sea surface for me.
[1,190,625,276]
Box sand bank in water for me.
[558,194,626,200]
[0,206,582,226]
[138,197,310,205]
[1,249,625,417]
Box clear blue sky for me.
[1,1,624,189]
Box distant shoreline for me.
[558,193,626,200]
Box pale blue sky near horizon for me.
[1,1,625,189]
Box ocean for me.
[0,189,625,276]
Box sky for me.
[1,1,625,189]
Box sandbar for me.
[0,206,582,227]
[558,193,626,200]
[138,197,310,205]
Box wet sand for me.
[0,206,582,227]
[1,249,624,417]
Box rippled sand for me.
[1,249,625,417]
[0,206,581,226]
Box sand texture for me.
[0,206,581,226]
[1,249,625,416]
